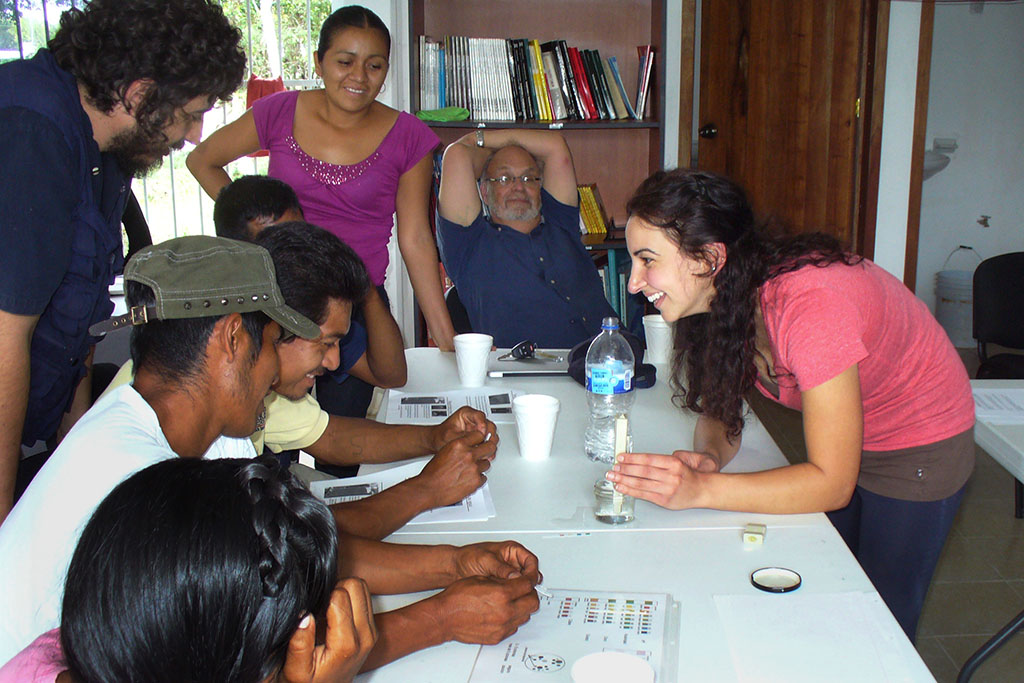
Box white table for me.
[971,379,1024,484]
[351,349,933,682]
[373,348,821,535]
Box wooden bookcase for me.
[409,0,666,224]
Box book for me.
[636,45,655,119]
[528,39,553,121]
[580,49,609,120]
[540,50,568,120]
[607,56,639,119]
[567,46,597,119]
[584,49,615,120]
[505,39,525,120]
[600,57,628,119]
[541,40,579,120]
[516,39,538,120]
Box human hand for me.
[415,431,495,508]
[605,451,714,510]
[432,574,540,644]
[280,578,377,683]
[452,541,541,584]
[430,406,496,451]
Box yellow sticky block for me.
[743,523,766,547]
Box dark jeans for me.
[313,284,390,479]
[827,484,966,642]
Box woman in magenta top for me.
[189,6,455,349]
[606,169,974,642]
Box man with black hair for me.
[214,175,407,399]
[0,0,246,523]
[0,236,541,670]
[213,174,305,241]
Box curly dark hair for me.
[48,0,245,141]
[626,169,860,438]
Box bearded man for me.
[0,0,245,522]
[436,129,614,348]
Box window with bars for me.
[0,0,333,244]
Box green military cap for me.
[89,235,320,340]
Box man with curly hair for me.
[0,0,245,524]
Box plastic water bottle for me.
[584,317,635,463]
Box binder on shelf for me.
[600,57,628,119]
[541,40,580,120]
[528,39,553,121]
[636,45,655,119]
[583,49,614,120]
[540,50,568,120]
[567,46,597,119]
[607,56,639,120]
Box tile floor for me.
[747,374,1024,683]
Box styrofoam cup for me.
[570,652,655,683]
[643,314,674,364]
[453,333,493,387]
[512,394,560,461]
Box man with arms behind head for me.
[0,0,245,523]
[436,129,615,349]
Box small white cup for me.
[643,314,674,364]
[453,333,493,387]
[512,394,560,461]
[570,652,655,683]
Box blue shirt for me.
[437,190,615,348]
[0,50,129,443]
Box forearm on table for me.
[361,599,449,671]
[338,534,457,594]
[307,418,435,466]
[360,289,407,387]
[330,478,439,540]
[698,460,857,514]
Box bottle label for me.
[587,361,634,394]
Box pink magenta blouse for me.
[252,90,440,285]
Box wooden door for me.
[697,1,866,246]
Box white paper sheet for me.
[470,589,671,682]
[713,592,920,683]
[385,389,519,424]
[974,387,1024,424]
[309,460,495,525]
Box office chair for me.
[958,252,1024,682]
[446,286,473,335]
[973,252,1024,380]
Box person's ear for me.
[121,79,154,117]
[212,313,247,364]
[313,52,323,78]
[705,242,727,274]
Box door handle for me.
[699,123,718,139]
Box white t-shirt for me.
[0,385,257,666]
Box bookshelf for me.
[409,0,666,226]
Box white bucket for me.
[935,269,974,348]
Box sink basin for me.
[923,149,951,180]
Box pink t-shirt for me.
[757,259,974,451]
[252,90,440,285]
[0,629,64,682]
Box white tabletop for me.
[971,379,1024,481]
[374,348,820,535]
[357,528,933,683]
[351,349,932,682]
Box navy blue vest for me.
[0,50,127,444]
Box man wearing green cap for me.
[0,236,541,671]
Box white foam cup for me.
[453,333,493,387]
[643,314,674,364]
[570,652,655,683]
[512,394,560,461]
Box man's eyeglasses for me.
[484,175,542,186]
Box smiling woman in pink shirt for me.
[606,168,974,643]
[188,5,455,351]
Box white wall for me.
[873,3,922,280]
[915,1,1024,312]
